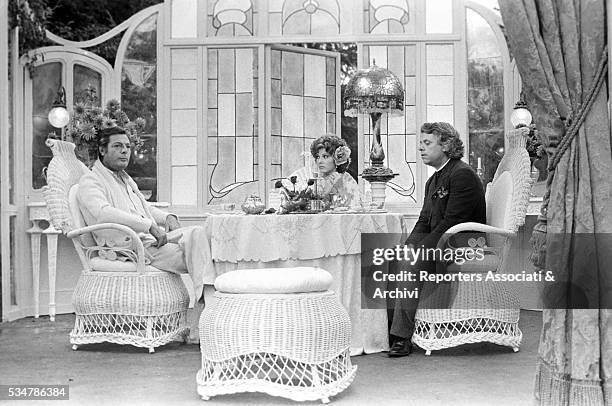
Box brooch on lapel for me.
[433,186,449,199]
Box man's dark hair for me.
[420,122,464,159]
[97,126,127,160]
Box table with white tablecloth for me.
[202,212,407,355]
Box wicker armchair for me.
[412,128,532,355]
[42,139,189,353]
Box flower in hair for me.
[333,145,351,166]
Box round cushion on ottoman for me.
[197,267,357,404]
[214,267,333,294]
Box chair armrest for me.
[66,223,147,273]
[436,222,515,250]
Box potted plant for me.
[60,86,145,168]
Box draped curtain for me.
[499,0,611,405]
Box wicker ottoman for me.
[196,267,357,403]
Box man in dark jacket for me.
[388,122,486,357]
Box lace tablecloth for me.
[203,212,407,355]
[207,212,405,263]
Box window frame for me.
[22,47,115,199]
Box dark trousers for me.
[388,258,434,339]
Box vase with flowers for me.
[58,86,145,168]
[274,176,320,213]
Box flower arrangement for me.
[274,177,318,213]
[60,86,145,167]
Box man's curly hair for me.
[310,134,350,173]
[420,122,464,159]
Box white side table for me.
[27,202,61,321]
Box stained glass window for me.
[207,47,260,205]
[208,0,255,36]
[269,47,338,186]
[364,0,414,34]
[272,0,340,35]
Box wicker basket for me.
[197,291,357,403]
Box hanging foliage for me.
[8,0,53,77]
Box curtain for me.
[499,0,611,405]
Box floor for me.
[0,310,542,406]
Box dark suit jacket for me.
[407,158,486,250]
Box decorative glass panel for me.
[364,0,414,34]
[363,45,418,204]
[278,0,340,35]
[208,0,255,36]
[31,62,61,190]
[207,48,259,205]
[466,9,504,185]
[121,13,158,201]
[73,65,101,106]
[269,47,338,187]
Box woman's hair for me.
[310,134,351,173]
[420,122,464,159]
[97,126,127,159]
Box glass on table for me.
[330,193,350,211]
[222,203,236,212]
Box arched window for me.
[464,0,518,185]
[24,48,113,191]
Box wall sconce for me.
[48,86,70,131]
[510,100,532,128]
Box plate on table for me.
[332,207,357,214]
[367,208,387,213]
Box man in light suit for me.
[77,126,214,307]
[388,122,486,357]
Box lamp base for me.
[362,165,396,208]
[362,165,396,183]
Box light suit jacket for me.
[77,160,169,248]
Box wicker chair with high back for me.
[411,128,532,355]
[42,139,189,353]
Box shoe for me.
[388,339,413,357]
